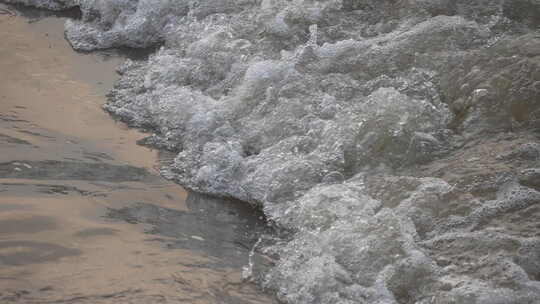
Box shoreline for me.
[0,7,276,303]
[4,1,540,303]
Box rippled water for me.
[0,10,276,303]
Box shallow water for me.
[0,7,275,303]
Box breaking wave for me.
[5,0,540,302]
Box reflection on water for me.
[0,240,82,266]
[0,216,57,235]
[0,6,276,304]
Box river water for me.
[0,6,276,303]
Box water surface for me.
[0,7,275,303]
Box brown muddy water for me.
[0,5,276,304]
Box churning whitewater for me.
[4,0,540,303]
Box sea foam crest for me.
[7,0,540,302]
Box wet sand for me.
[0,6,275,303]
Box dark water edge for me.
[1,2,81,19]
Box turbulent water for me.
[4,0,540,303]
